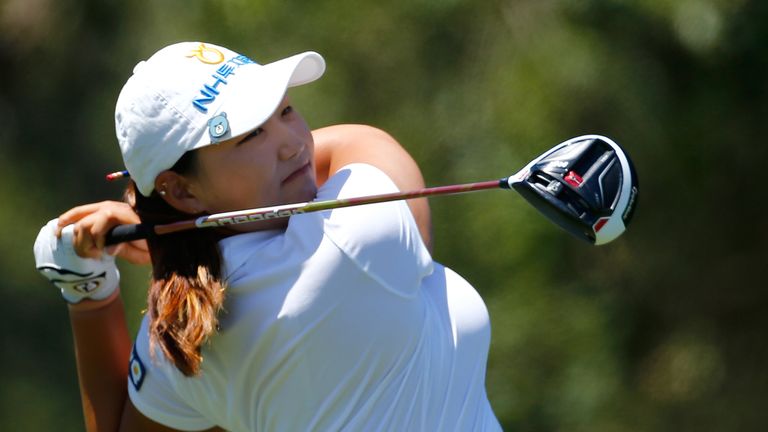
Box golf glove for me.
[33,218,120,304]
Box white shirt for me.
[128,164,501,431]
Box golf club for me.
[105,134,638,246]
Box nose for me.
[269,120,305,161]
[279,138,304,160]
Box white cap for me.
[115,41,326,196]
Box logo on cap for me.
[208,112,230,141]
[192,52,257,113]
[186,43,225,65]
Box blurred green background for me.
[2,0,766,430]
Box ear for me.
[154,170,205,215]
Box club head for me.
[508,135,638,245]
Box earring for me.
[159,190,167,196]
[159,183,167,196]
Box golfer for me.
[34,41,501,431]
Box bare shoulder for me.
[311,123,408,170]
[312,123,395,144]
[311,123,433,250]
[312,124,404,187]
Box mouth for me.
[282,162,312,185]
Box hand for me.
[56,201,150,265]
[34,219,120,303]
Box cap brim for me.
[193,51,326,148]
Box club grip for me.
[105,224,155,246]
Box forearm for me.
[312,124,433,250]
[68,290,132,431]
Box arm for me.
[70,293,211,432]
[44,203,220,432]
[312,124,433,251]
[68,292,132,431]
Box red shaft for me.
[154,178,506,235]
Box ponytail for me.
[125,151,225,376]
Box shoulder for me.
[126,316,216,430]
[317,162,398,201]
[318,164,433,293]
[312,124,395,143]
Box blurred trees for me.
[2,0,766,430]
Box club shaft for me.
[105,178,510,245]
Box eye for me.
[281,105,294,116]
[237,127,264,146]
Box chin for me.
[281,173,318,204]
[299,183,318,202]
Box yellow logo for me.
[186,43,225,65]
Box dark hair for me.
[125,151,225,376]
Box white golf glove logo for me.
[33,219,119,303]
[36,266,108,295]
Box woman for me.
[34,41,501,431]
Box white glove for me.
[33,218,120,304]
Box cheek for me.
[223,169,274,206]
[199,159,276,211]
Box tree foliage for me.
[2,0,766,430]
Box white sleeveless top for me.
[128,164,501,431]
